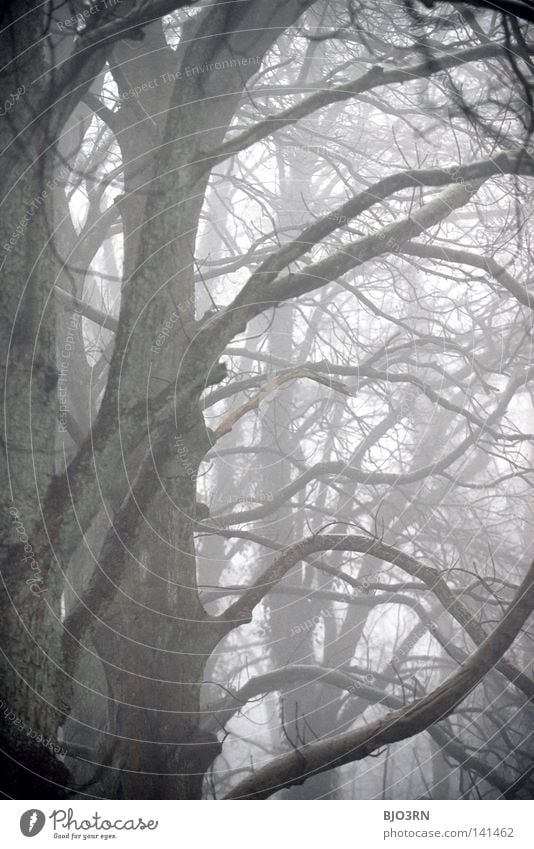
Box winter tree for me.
[1,0,534,799]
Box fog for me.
[1,0,533,801]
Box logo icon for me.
[20,810,45,837]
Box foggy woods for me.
[1,0,534,801]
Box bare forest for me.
[1,0,534,800]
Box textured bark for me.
[0,3,71,797]
[57,0,319,799]
[3,0,533,802]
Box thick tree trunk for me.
[64,0,316,798]
[2,0,317,799]
[0,5,71,796]
[93,418,223,799]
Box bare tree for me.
[1,0,533,800]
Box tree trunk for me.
[0,4,71,796]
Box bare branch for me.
[226,556,534,798]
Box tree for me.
[1,0,533,800]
